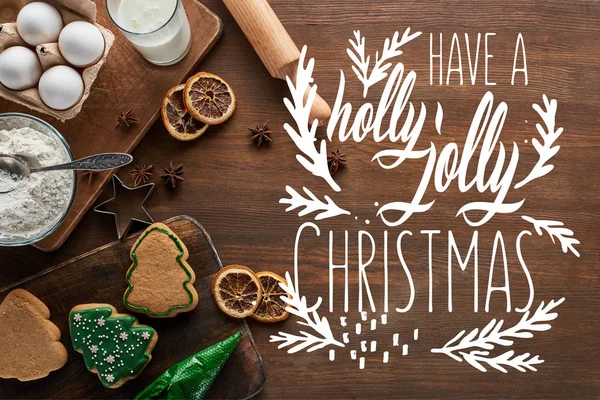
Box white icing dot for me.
[365,219,370,224]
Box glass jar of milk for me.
[106,0,192,66]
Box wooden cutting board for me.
[0,0,222,252]
[0,216,265,399]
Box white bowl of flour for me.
[0,113,76,246]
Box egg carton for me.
[0,0,115,121]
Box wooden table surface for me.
[1,0,599,398]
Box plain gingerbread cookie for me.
[0,289,68,381]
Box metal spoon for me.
[0,153,133,193]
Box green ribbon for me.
[136,332,243,400]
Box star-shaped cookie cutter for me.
[94,174,154,239]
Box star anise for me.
[327,149,347,175]
[248,120,272,147]
[80,170,95,185]
[116,109,138,128]
[160,162,184,189]
[129,164,154,187]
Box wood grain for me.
[0,216,265,399]
[1,0,599,398]
[0,0,222,252]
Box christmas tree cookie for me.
[69,304,158,388]
[0,289,68,381]
[124,223,198,318]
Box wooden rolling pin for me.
[222,0,331,125]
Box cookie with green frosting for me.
[124,223,198,318]
[69,304,158,389]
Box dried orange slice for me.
[162,84,208,141]
[184,72,236,125]
[251,271,290,323]
[212,265,261,318]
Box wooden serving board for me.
[0,216,265,399]
[0,0,222,252]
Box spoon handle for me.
[30,153,133,173]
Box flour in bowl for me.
[0,127,74,241]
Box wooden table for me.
[1,0,598,398]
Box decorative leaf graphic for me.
[284,46,339,192]
[522,216,580,257]
[432,299,565,373]
[280,186,350,220]
[347,28,422,97]
[270,272,345,353]
[515,95,563,189]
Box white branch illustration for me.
[284,46,340,192]
[270,271,345,353]
[515,95,563,189]
[522,216,581,257]
[280,186,350,220]
[432,298,565,373]
[460,350,544,373]
[347,28,421,97]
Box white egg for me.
[38,65,84,110]
[17,2,64,46]
[0,46,42,90]
[59,21,105,68]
